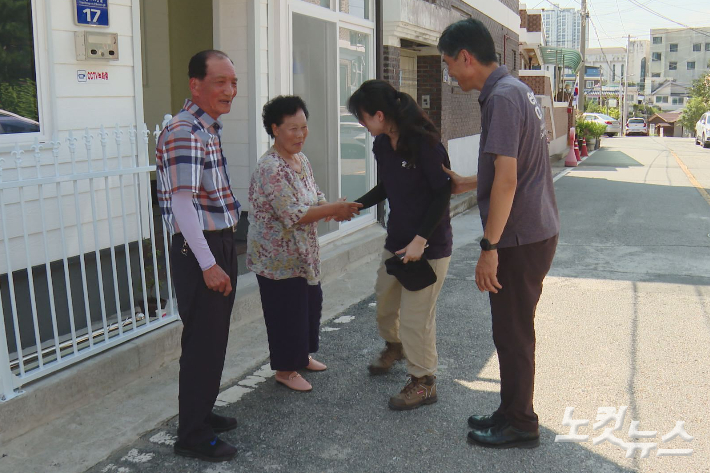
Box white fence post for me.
[0,212,20,400]
[0,123,178,396]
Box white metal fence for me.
[0,123,177,401]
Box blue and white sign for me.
[75,0,109,27]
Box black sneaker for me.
[209,412,238,433]
[467,412,504,430]
[174,436,237,462]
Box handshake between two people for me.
[323,198,363,222]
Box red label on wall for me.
[77,70,109,82]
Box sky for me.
[528,0,710,48]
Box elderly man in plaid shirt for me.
[155,50,241,462]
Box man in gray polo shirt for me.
[438,18,559,449]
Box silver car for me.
[582,113,621,137]
[695,112,710,148]
[626,117,648,136]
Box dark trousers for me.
[256,275,322,371]
[489,234,558,432]
[170,229,238,445]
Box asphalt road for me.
[85,136,710,473]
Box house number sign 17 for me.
[75,0,109,27]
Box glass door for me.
[292,13,339,236]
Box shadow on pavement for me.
[85,246,637,473]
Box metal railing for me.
[0,123,177,401]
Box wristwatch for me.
[480,237,498,251]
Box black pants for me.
[170,229,238,446]
[489,235,558,432]
[256,275,322,371]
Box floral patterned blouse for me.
[247,147,326,285]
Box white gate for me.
[0,123,178,401]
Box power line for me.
[624,0,710,38]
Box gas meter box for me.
[74,31,119,60]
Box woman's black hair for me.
[437,18,498,65]
[346,80,440,161]
[262,95,310,138]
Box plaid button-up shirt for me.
[156,99,241,234]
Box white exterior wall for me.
[629,40,649,88]
[586,47,626,85]
[650,27,710,88]
[448,135,479,178]
[0,0,146,273]
[213,0,270,211]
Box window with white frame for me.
[669,43,678,52]
[0,0,40,135]
[656,96,668,103]
[652,52,661,61]
[297,0,370,19]
[693,43,701,52]
[687,61,695,70]
[291,0,375,235]
[669,62,677,70]
[671,97,683,105]
[652,37,662,44]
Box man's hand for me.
[475,249,502,293]
[203,264,232,296]
[442,165,478,194]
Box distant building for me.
[540,7,588,50]
[585,47,626,85]
[648,27,710,90]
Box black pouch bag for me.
[384,255,437,291]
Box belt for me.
[204,224,237,234]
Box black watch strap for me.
[480,238,498,251]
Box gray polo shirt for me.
[477,66,560,248]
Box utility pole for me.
[579,0,587,112]
[599,68,604,112]
[622,34,630,135]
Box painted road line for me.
[671,150,710,207]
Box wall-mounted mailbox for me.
[75,31,119,60]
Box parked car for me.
[695,112,710,148]
[626,117,648,136]
[582,113,621,137]
[0,109,40,134]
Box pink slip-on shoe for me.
[275,372,312,392]
[306,355,327,371]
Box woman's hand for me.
[332,201,363,222]
[324,197,345,222]
[442,165,478,195]
[396,235,428,263]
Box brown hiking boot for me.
[368,342,404,375]
[388,375,437,411]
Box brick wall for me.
[519,9,527,29]
[526,14,541,32]
[544,107,554,143]
[519,75,546,95]
[417,56,442,132]
[554,105,570,139]
[383,46,401,89]
[501,0,519,12]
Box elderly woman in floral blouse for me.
[247,96,362,392]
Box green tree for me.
[0,0,39,120]
[680,72,710,133]
[631,103,661,119]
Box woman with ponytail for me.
[348,80,453,411]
